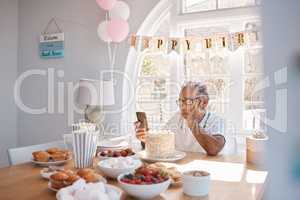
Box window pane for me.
[206,78,230,101]
[185,26,229,37]
[140,54,170,77]
[185,53,230,76]
[245,22,262,47]
[183,0,217,13]
[208,101,230,115]
[182,0,259,13]
[244,77,264,102]
[218,0,256,9]
[136,78,169,101]
[244,49,263,74]
[243,105,266,130]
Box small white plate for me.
[40,169,56,180]
[40,166,65,179]
[31,157,72,167]
[137,150,186,163]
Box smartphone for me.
[136,112,149,131]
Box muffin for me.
[77,168,93,177]
[32,151,50,162]
[51,152,67,161]
[82,173,102,183]
[63,169,76,176]
[46,148,60,154]
[64,174,80,186]
[51,181,66,190]
[60,150,71,159]
[50,172,69,190]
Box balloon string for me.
[105,11,118,81]
[111,44,118,80]
[107,43,112,68]
[105,12,112,68]
[111,43,118,74]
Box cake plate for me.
[137,150,186,163]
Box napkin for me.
[56,179,119,200]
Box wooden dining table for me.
[0,152,267,200]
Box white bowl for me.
[182,170,211,197]
[98,158,142,179]
[117,173,171,199]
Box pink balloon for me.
[96,0,116,11]
[107,19,129,43]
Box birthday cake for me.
[145,130,175,158]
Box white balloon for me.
[97,21,112,42]
[109,1,130,20]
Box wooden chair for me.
[7,141,66,166]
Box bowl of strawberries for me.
[117,166,171,199]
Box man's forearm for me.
[191,124,225,156]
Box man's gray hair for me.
[181,81,209,100]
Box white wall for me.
[0,0,18,167]
[17,0,160,146]
[263,0,300,199]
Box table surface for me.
[0,152,267,200]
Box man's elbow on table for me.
[206,148,222,156]
[205,136,226,156]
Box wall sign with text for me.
[39,33,64,59]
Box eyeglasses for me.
[176,97,201,106]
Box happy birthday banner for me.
[130,30,259,54]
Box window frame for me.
[181,0,261,14]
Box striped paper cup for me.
[72,130,98,168]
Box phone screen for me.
[136,112,149,130]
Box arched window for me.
[123,0,264,149]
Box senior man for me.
[135,81,226,156]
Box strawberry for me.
[134,179,142,184]
[121,178,130,183]
[120,150,128,157]
[145,175,152,182]
[100,151,106,156]
[113,152,121,157]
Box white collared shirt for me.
[164,112,225,153]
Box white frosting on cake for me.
[145,130,175,158]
